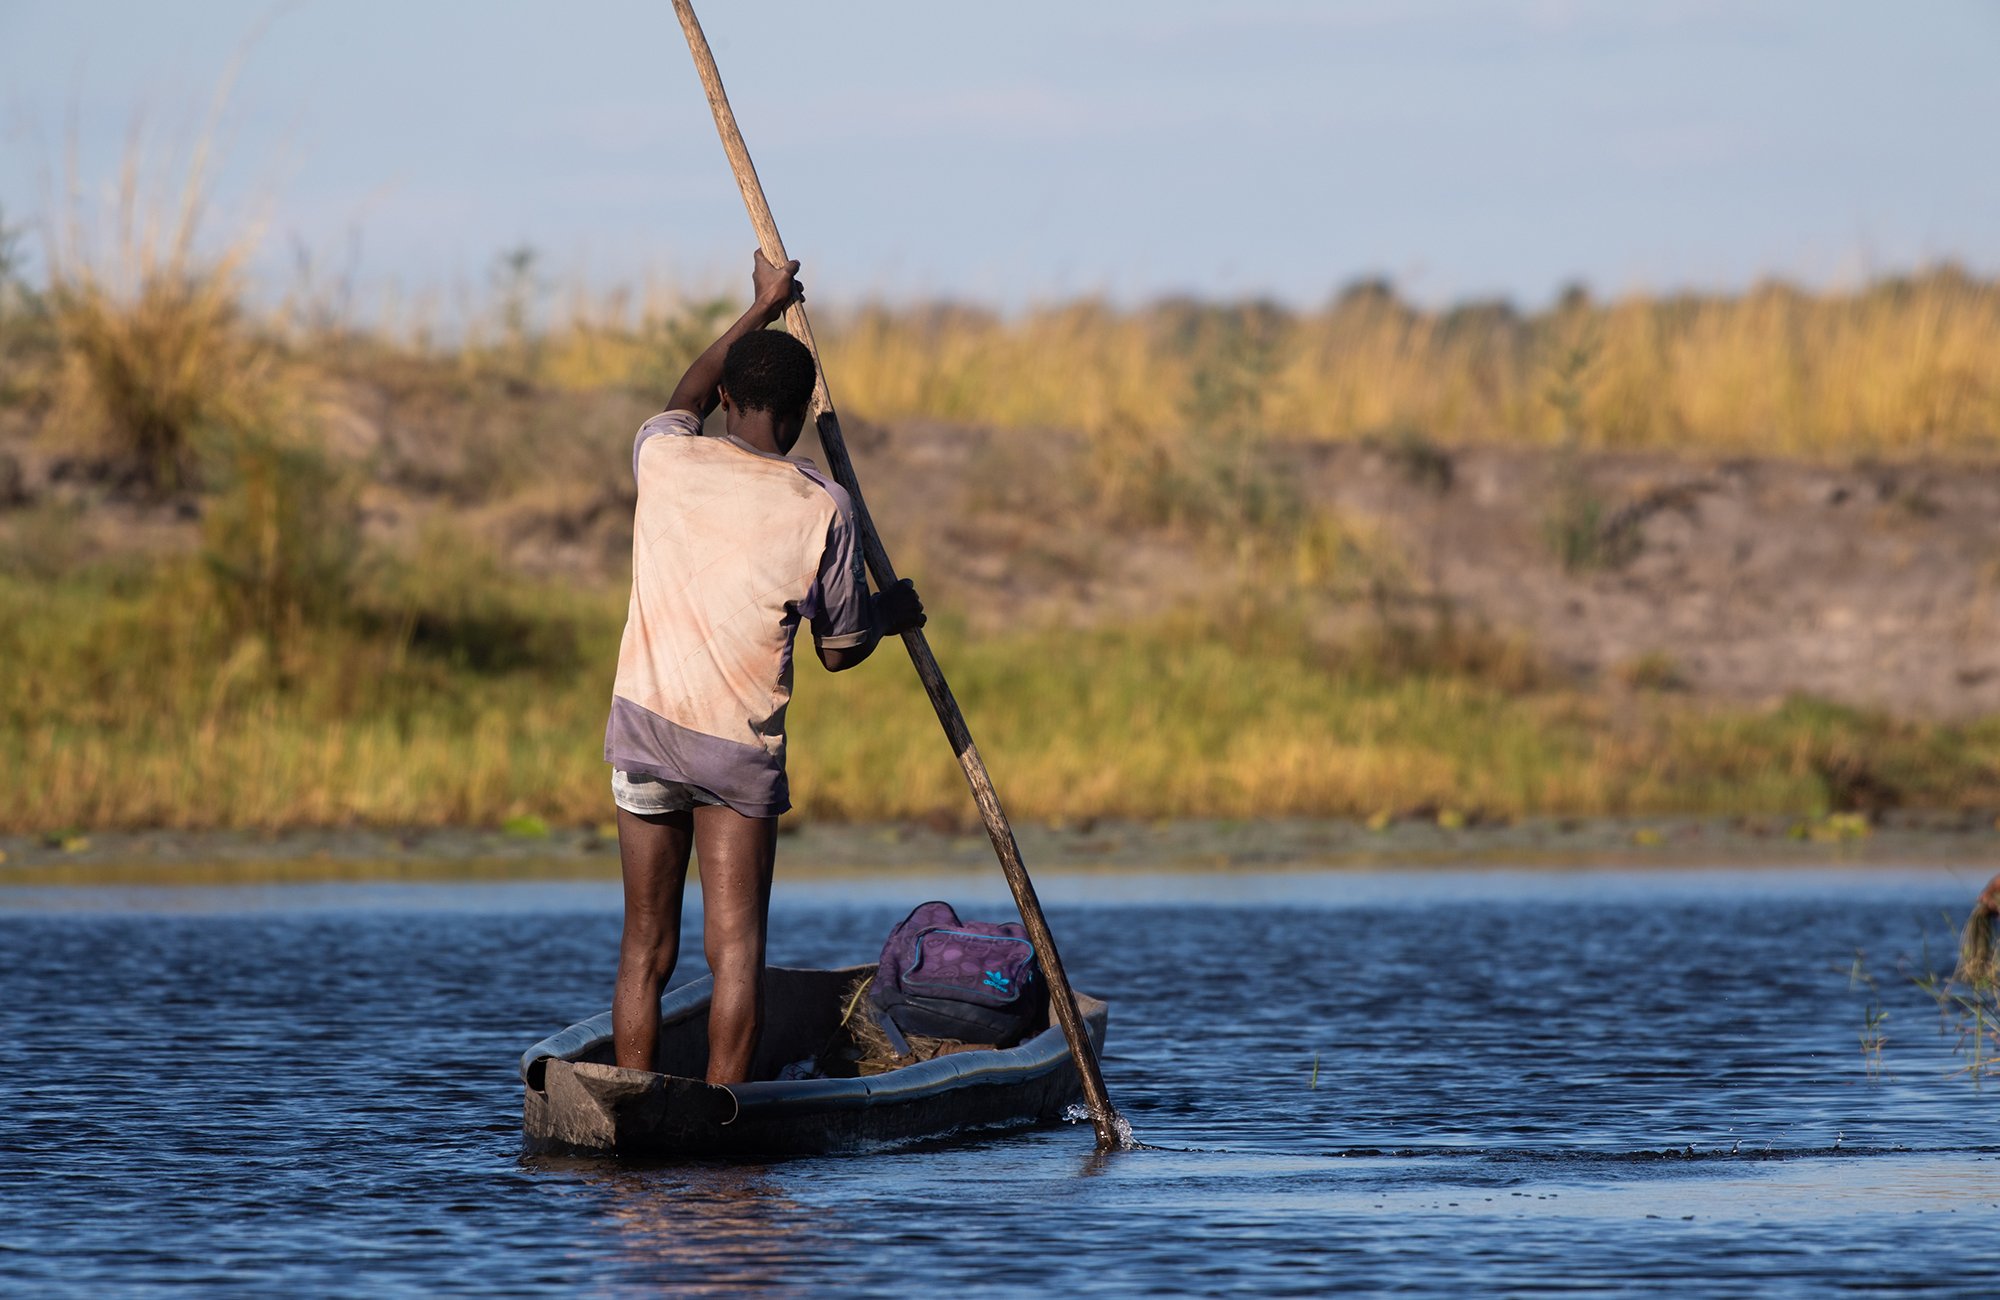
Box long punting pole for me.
[670,0,1123,1150]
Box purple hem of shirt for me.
[603,696,791,819]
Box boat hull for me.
[521,965,1109,1158]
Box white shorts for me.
[611,769,727,817]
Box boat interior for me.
[559,965,1067,1084]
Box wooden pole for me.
[670,0,1124,1151]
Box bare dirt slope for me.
[1305,442,2000,720]
[787,423,2000,721]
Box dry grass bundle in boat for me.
[837,975,994,1076]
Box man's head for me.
[720,329,816,453]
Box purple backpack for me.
[870,901,1047,1047]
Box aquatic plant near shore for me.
[1913,966,2000,1086]
[1849,950,1890,1081]
[1854,918,2000,1087]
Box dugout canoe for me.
[521,964,1109,1157]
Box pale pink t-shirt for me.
[603,410,872,816]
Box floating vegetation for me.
[1789,812,1874,844]
[500,813,551,840]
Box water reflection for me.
[557,1160,851,1291]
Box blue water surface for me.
[3,864,1998,1295]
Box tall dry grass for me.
[804,272,2000,458]
[310,264,2000,516]
[37,108,310,494]
[417,266,2000,529]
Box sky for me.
[2,0,1997,314]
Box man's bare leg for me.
[612,806,695,1070]
[693,804,778,1085]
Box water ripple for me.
[3,866,1997,1295]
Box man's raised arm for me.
[665,250,801,415]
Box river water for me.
[4,865,1997,1295]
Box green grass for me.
[2,563,1995,834]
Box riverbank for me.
[6,258,2000,835]
[4,812,1996,888]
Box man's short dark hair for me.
[722,329,816,417]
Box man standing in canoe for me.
[604,250,924,1085]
